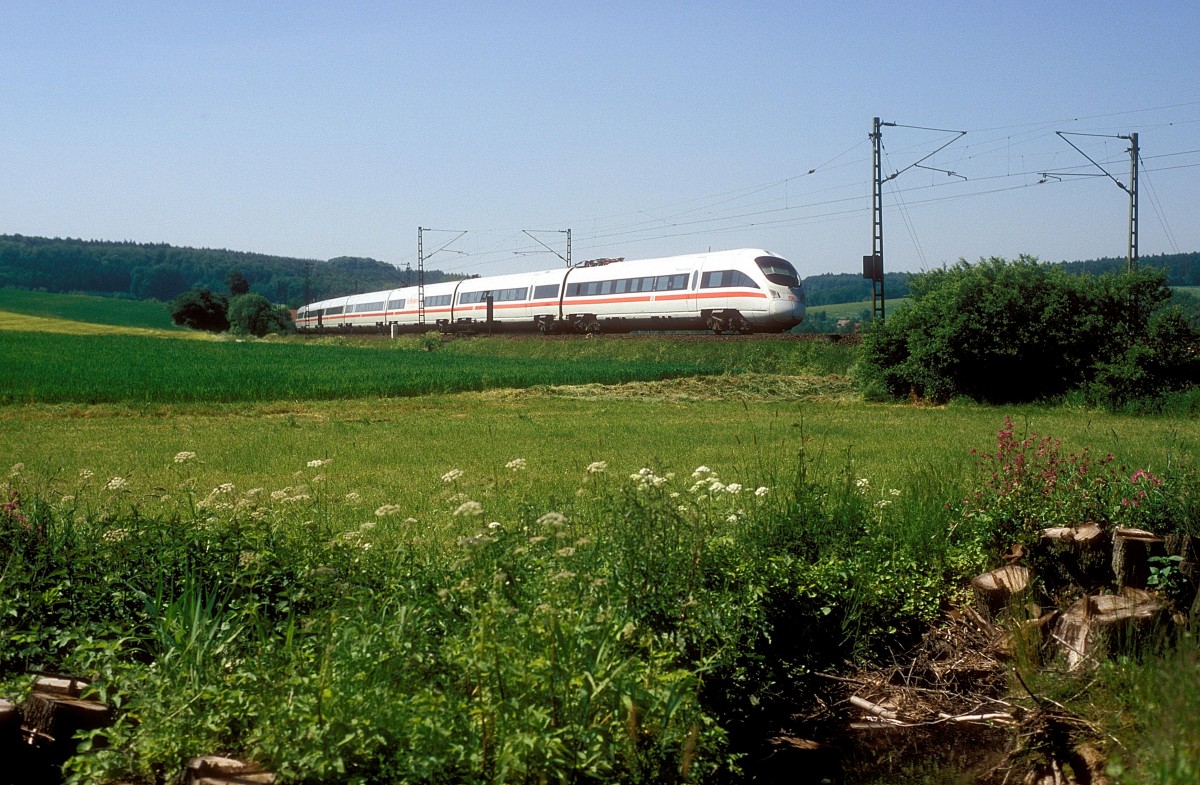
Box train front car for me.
[688,249,805,333]
[749,252,806,332]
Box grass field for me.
[0,287,180,331]
[2,295,1199,784]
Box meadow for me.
[2,301,1199,784]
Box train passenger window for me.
[566,283,581,297]
[424,294,451,307]
[388,299,406,310]
[326,306,343,316]
[614,279,628,294]
[701,270,759,289]
[534,284,560,299]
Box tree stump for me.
[1053,589,1169,670]
[970,565,1032,617]
[181,755,277,785]
[1111,528,1165,591]
[20,676,113,780]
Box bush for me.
[858,256,1200,406]
[227,294,293,337]
[169,288,229,332]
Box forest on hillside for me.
[0,235,462,307]
[1,234,1197,309]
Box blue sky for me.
[2,1,1197,277]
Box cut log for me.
[21,691,112,740]
[971,565,1033,617]
[182,755,277,785]
[1053,590,1169,670]
[1112,527,1165,590]
[31,674,89,698]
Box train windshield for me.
[755,256,801,287]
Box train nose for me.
[768,296,806,324]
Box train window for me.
[534,284,560,299]
[701,270,759,289]
[354,301,385,313]
[424,294,452,307]
[326,306,344,316]
[387,299,406,310]
[614,279,629,294]
[755,256,801,287]
[655,274,687,291]
[566,283,580,297]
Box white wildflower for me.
[487,521,502,530]
[889,488,901,497]
[725,483,743,494]
[79,469,94,480]
[359,521,376,531]
[505,458,527,472]
[755,486,770,497]
[855,477,870,493]
[307,459,328,468]
[441,468,464,483]
[102,528,129,543]
[9,463,24,477]
[344,492,361,502]
[215,483,235,494]
[691,466,712,479]
[555,547,575,558]
[375,504,403,517]
[454,500,484,517]
[537,512,567,526]
[173,451,196,463]
[586,461,607,474]
[105,476,127,491]
[270,489,289,500]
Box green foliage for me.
[226,269,250,296]
[170,288,229,332]
[858,256,1200,406]
[227,293,291,337]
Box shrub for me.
[170,288,229,332]
[227,294,293,337]
[857,256,1200,406]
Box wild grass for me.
[0,331,728,404]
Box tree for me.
[170,288,229,332]
[858,256,1200,407]
[227,269,250,296]
[227,293,293,337]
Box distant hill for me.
[0,234,462,307]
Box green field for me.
[2,299,1199,784]
[0,287,180,331]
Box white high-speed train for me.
[296,248,806,334]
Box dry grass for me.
[486,372,856,403]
